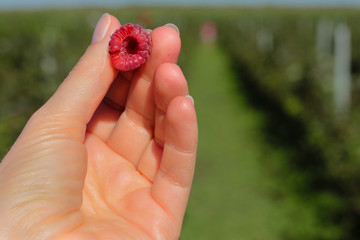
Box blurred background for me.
[1,0,360,239]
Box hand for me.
[0,13,198,240]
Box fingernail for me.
[145,29,153,35]
[164,23,180,35]
[92,13,111,44]
[185,95,194,105]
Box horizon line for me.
[1,3,360,12]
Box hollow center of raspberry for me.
[125,36,139,55]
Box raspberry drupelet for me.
[108,23,152,71]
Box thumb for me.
[41,13,120,124]
[0,14,120,238]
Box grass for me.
[180,42,283,239]
[179,41,342,239]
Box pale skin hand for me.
[0,14,198,240]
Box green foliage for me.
[218,8,360,240]
[0,10,93,154]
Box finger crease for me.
[151,190,180,228]
[165,142,196,155]
[159,166,185,188]
[140,73,153,83]
[126,106,155,126]
[137,168,154,184]
[154,137,164,148]
[103,97,125,111]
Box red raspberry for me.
[108,23,152,71]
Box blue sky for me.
[1,0,360,10]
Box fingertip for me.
[185,95,195,105]
[150,25,181,63]
[164,23,180,36]
[153,25,181,42]
[154,63,188,111]
[167,96,196,121]
[165,96,198,153]
[91,13,110,44]
[97,14,121,45]
[155,62,182,76]
[109,14,121,31]
[109,14,121,26]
